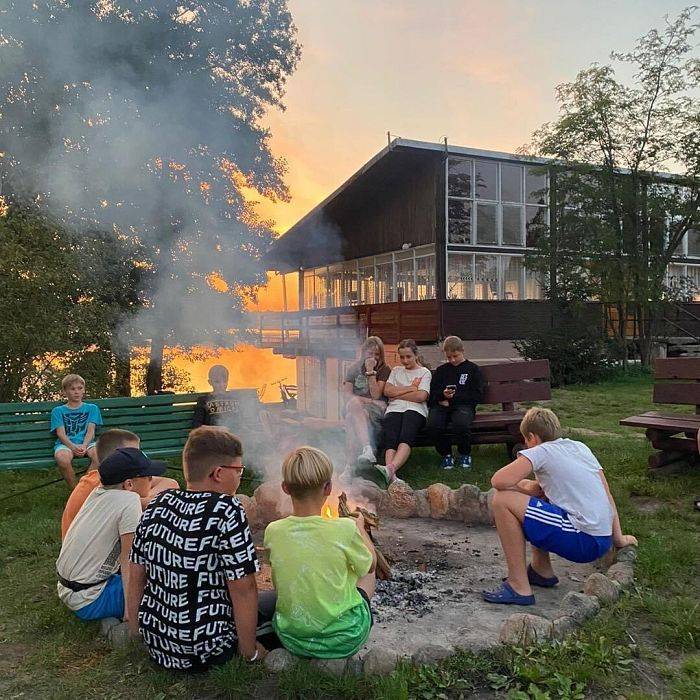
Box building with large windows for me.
[262,138,700,418]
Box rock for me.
[449,484,484,524]
[386,480,417,518]
[484,488,496,524]
[499,614,553,646]
[311,657,348,676]
[615,546,638,564]
[426,483,451,519]
[363,647,401,675]
[552,616,578,640]
[354,479,388,512]
[264,647,295,673]
[236,494,259,529]
[99,617,121,637]
[583,573,620,603]
[606,562,635,588]
[412,644,453,666]
[253,481,293,524]
[414,490,431,518]
[557,591,600,623]
[107,622,131,650]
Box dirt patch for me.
[0,641,30,676]
[630,495,665,514]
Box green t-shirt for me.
[263,515,373,658]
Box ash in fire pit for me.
[373,568,438,622]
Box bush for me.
[514,330,618,387]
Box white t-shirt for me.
[57,487,141,610]
[384,365,432,418]
[520,438,613,537]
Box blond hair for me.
[443,336,464,353]
[520,407,561,443]
[61,374,85,391]
[362,336,386,366]
[282,446,333,498]
[183,426,242,482]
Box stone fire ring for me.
[239,478,638,677]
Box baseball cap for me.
[99,447,168,486]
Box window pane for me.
[448,199,471,244]
[526,206,547,247]
[375,259,394,304]
[525,269,544,299]
[476,203,497,244]
[358,262,374,304]
[448,158,472,198]
[475,160,498,200]
[395,257,415,301]
[502,256,522,300]
[686,265,700,299]
[501,164,523,203]
[688,229,700,257]
[447,254,473,299]
[314,268,328,309]
[303,269,314,309]
[502,205,523,246]
[526,167,547,205]
[342,263,358,306]
[416,255,435,300]
[474,255,499,299]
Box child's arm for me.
[598,471,638,548]
[81,422,96,451]
[54,426,80,454]
[491,456,535,491]
[120,532,135,618]
[397,389,430,403]
[227,575,267,660]
[126,560,145,637]
[354,513,377,573]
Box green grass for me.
[1,373,699,698]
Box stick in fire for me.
[338,492,392,580]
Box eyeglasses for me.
[209,464,245,478]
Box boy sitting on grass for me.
[51,374,103,489]
[56,448,167,621]
[483,407,637,606]
[264,446,377,659]
[61,428,179,539]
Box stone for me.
[362,647,401,675]
[606,562,635,588]
[414,490,431,518]
[426,483,452,519]
[583,573,620,603]
[411,644,453,666]
[615,546,638,564]
[311,657,348,676]
[236,494,259,529]
[557,591,601,623]
[484,488,496,524]
[552,616,578,640]
[99,617,121,637]
[107,622,131,650]
[449,484,484,524]
[386,480,417,518]
[253,481,293,524]
[499,613,553,646]
[264,647,296,673]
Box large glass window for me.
[476,203,497,244]
[342,263,358,306]
[448,199,471,244]
[314,268,328,309]
[526,206,547,247]
[395,251,415,301]
[502,256,523,300]
[328,264,343,307]
[358,258,374,304]
[475,160,498,200]
[501,164,523,203]
[416,252,435,300]
[447,253,474,299]
[525,268,545,299]
[688,229,700,257]
[375,254,394,304]
[526,167,548,205]
[502,205,523,246]
[474,255,500,300]
[448,158,472,198]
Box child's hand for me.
[443,387,456,399]
[411,377,421,387]
[71,444,84,456]
[364,357,377,373]
[614,534,638,548]
[438,400,449,407]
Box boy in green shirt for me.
[263,446,376,658]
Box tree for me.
[523,7,700,364]
[0,1,301,390]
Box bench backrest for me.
[653,358,700,411]
[479,359,551,410]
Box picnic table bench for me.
[0,392,207,472]
[411,359,552,457]
[620,358,700,472]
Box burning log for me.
[338,492,392,581]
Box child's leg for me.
[530,545,555,578]
[388,412,425,476]
[55,448,77,489]
[347,398,371,448]
[85,444,99,470]
[390,443,412,473]
[491,489,532,596]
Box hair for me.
[208,364,229,383]
[282,446,333,498]
[61,373,85,391]
[96,428,140,463]
[183,426,243,482]
[361,336,385,366]
[397,338,420,359]
[520,407,562,443]
[443,336,464,353]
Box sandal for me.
[373,464,394,487]
[482,581,535,606]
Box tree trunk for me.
[113,345,132,396]
[146,335,164,395]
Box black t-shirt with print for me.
[130,490,259,671]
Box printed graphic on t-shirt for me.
[63,411,90,437]
[206,398,240,415]
[353,374,369,393]
[130,490,258,670]
[459,373,469,385]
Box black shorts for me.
[382,410,426,451]
[357,587,374,628]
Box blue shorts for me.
[74,574,124,620]
[54,442,96,455]
[523,497,612,564]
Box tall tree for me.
[524,7,700,364]
[0,1,301,390]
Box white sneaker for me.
[358,445,377,464]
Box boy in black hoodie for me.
[426,336,484,469]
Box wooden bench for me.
[410,359,552,457]
[620,358,700,471]
[0,393,206,472]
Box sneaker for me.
[358,445,377,464]
[441,455,455,470]
[457,454,472,469]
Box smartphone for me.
[446,384,457,391]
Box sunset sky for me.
[253,0,692,234]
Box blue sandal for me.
[528,564,559,588]
[482,581,535,606]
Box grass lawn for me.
[1,372,699,699]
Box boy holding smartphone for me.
[426,336,485,469]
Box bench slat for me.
[483,382,551,404]
[620,411,700,430]
[653,383,700,406]
[480,359,550,382]
[654,358,700,380]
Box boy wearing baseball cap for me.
[56,448,167,621]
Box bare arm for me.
[491,456,535,491]
[82,422,96,449]
[119,532,134,620]
[55,426,77,451]
[126,561,145,637]
[598,471,637,548]
[354,514,377,573]
[368,376,386,400]
[397,389,429,403]
[227,574,266,660]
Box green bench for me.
[0,393,204,472]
